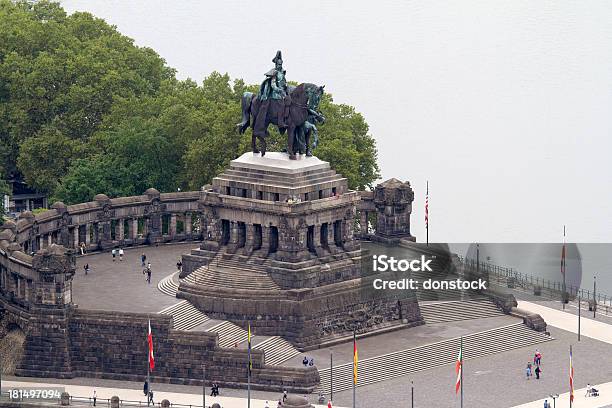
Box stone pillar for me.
[132,218,139,239]
[73,227,79,248]
[360,211,368,237]
[170,214,177,236]
[118,219,124,241]
[39,235,44,250]
[261,226,270,253]
[185,213,192,235]
[244,223,255,254]
[47,234,52,247]
[227,221,239,252]
[85,224,91,246]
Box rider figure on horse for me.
[258,51,290,129]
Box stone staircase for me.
[207,321,250,348]
[183,264,281,291]
[419,299,505,324]
[158,300,209,331]
[317,323,553,394]
[253,336,301,366]
[157,272,180,297]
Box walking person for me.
[80,242,86,255]
[111,248,116,262]
[176,259,182,272]
[141,253,146,267]
[84,263,89,275]
[148,390,154,406]
[92,389,96,407]
[535,365,542,380]
[543,399,549,408]
[119,248,124,261]
[146,268,152,284]
[525,362,532,380]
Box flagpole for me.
[353,330,356,408]
[202,363,206,408]
[569,345,573,408]
[562,225,566,310]
[578,294,581,341]
[330,351,333,403]
[248,321,251,408]
[460,336,463,408]
[426,181,429,247]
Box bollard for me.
[60,392,70,406]
[212,403,222,408]
[110,395,120,408]
[161,399,170,408]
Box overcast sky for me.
[61,0,612,243]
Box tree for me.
[3,1,380,200]
[0,0,174,182]
[0,179,9,224]
[16,127,81,193]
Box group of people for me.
[111,248,124,261]
[209,383,220,397]
[302,356,315,367]
[526,349,543,380]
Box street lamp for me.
[549,393,558,408]
[411,380,414,408]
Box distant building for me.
[5,179,48,215]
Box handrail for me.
[458,256,612,309]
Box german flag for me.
[353,330,358,385]
[248,322,252,375]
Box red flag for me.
[148,320,155,371]
[569,346,574,403]
[455,339,462,394]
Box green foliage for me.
[0,179,9,224]
[0,0,173,179]
[3,1,380,204]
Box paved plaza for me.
[72,243,198,313]
[57,243,612,407]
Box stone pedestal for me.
[178,152,423,349]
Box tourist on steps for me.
[119,247,124,261]
[112,248,116,261]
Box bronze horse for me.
[237,83,324,160]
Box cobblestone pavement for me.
[2,376,326,408]
[289,315,520,368]
[67,244,612,407]
[73,243,198,313]
[324,326,612,408]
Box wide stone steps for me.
[158,300,210,331]
[184,265,281,291]
[216,255,270,274]
[419,299,504,324]
[157,272,180,297]
[317,323,553,394]
[253,336,301,366]
[207,321,249,348]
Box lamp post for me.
[330,351,333,403]
[549,393,558,408]
[202,363,206,408]
[411,380,414,408]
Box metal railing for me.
[457,256,612,314]
[0,392,210,407]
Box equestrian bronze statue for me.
[237,51,325,160]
